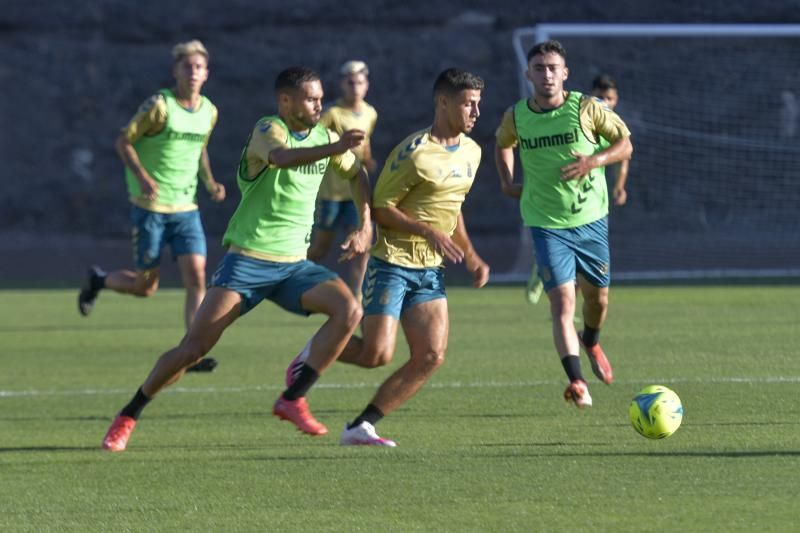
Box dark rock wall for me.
[2,0,798,239]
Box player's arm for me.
[373,145,465,264]
[269,129,366,168]
[494,108,522,199]
[328,136,372,260]
[613,159,629,206]
[451,212,489,288]
[197,105,225,202]
[561,98,633,181]
[115,94,166,200]
[374,205,465,264]
[198,147,225,202]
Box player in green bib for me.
[101,67,373,452]
[495,40,633,408]
[78,40,225,372]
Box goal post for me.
[500,23,800,281]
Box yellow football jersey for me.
[317,99,378,201]
[495,93,629,149]
[371,128,481,268]
[121,92,218,146]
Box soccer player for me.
[591,74,629,207]
[522,73,631,305]
[495,40,633,408]
[307,60,378,299]
[101,67,373,452]
[287,68,489,446]
[78,40,225,372]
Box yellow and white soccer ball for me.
[629,385,684,439]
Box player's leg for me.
[169,210,218,372]
[79,207,164,315]
[341,263,445,446]
[575,217,613,385]
[306,199,339,262]
[533,226,592,408]
[339,201,370,300]
[525,250,544,305]
[285,256,402,386]
[271,262,362,436]
[101,287,242,451]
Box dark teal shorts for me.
[131,205,206,270]
[210,253,338,316]
[362,257,446,319]
[314,199,359,232]
[530,216,610,292]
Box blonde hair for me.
[339,60,369,77]
[172,40,209,63]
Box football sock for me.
[119,387,151,420]
[91,272,107,291]
[561,355,584,382]
[349,403,384,429]
[582,325,600,347]
[282,364,319,401]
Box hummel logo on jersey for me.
[519,128,580,151]
[390,135,425,171]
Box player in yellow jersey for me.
[496,41,632,408]
[78,40,225,372]
[591,74,629,207]
[308,61,378,298]
[287,69,489,446]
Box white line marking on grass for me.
[1,376,799,399]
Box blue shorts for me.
[362,257,446,319]
[209,253,338,316]
[530,217,610,292]
[131,206,207,270]
[314,199,359,232]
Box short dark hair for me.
[275,67,320,94]
[592,74,618,92]
[433,68,484,97]
[527,40,567,62]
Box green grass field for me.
[1,286,798,532]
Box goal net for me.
[503,24,800,281]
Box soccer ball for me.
[629,385,684,439]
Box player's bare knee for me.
[413,350,446,373]
[335,298,363,331]
[360,349,392,368]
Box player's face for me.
[341,73,369,102]
[446,89,481,134]
[173,53,209,94]
[527,52,568,98]
[593,88,619,110]
[289,80,324,129]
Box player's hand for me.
[500,181,522,199]
[613,187,627,206]
[208,183,226,202]
[425,229,464,264]
[560,150,594,181]
[139,177,159,200]
[336,129,367,153]
[364,158,379,174]
[339,225,373,262]
[466,255,490,288]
